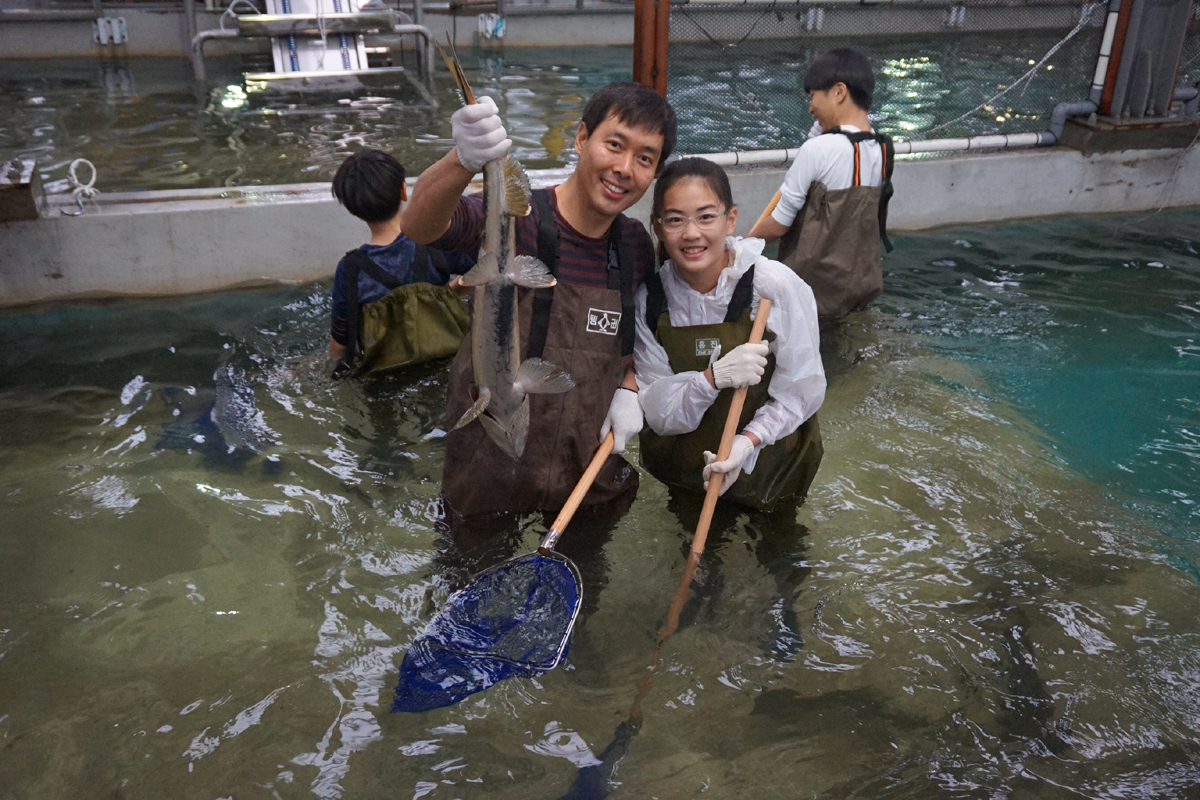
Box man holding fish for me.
[402,80,676,518]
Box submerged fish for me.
[438,39,575,459]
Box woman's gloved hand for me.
[702,434,756,495]
[600,387,642,454]
[451,96,511,174]
[710,342,769,389]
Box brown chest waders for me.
[333,246,470,378]
[441,190,639,518]
[638,266,824,512]
[777,129,896,324]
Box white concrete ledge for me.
[1,146,1197,308]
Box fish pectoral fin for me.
[460,253,498,287]
[506,255,557,289]
[503,157,532,217]
[515,358,575,395]
[453,386,491,429]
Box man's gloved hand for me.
[451,96,511,174]
[702,434,756,495]
[710,342,769,389]
[599,387,642,454]
[807,119,825,139]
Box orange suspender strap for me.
[852,141,862,187]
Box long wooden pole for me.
[690,297,771,555]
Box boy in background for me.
[328,149,475,377]
[748,48,895,325]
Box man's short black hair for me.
[331,148,406,224]
[580,82,678,173]
[804,48,876,111]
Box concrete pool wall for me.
[2,145,1198,308]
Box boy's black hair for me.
[803,48,875,111]
[580,82,678,173]
[331,149,406,224]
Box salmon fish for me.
[438,39,574,459]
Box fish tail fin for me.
[502,157,532,217]
[459,252,498,287]
[515,358,575,395]
[479,399,529,459]
[453,386,491,430]
[506,255,557,289]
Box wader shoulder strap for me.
[724,265,756,323]
[826,127,897,254]
[413,243,451,283]
[645,269,667,336]
[528,189,560,359]
[877,133,896,253]
[645,264,755,335]
[333,248,409,379]
[606,217,637,357]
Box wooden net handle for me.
[691,297,772,555]
[540,431,616,551]
[751,189,783,232]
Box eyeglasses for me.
[656,210,728,233]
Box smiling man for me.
[402,82,677,518]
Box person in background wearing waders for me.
[636,157,826,659]
[328,148,476,379]
[401,83,674,611]
[747,48,895,328]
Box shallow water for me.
[2,208,1200,798]
[0,29,1105,194]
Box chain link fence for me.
[667,0,1118,152]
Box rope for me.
[62,158,98,216]
[923,1,1104,136]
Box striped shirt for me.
[433,185,655,288]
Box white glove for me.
[702,434,756,495]
[710,342,769,389]
[807,119,824,139]
[451,96,511,174]
[599,387,642,454]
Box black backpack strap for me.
[644,269,668,337]
[606,216,637,357]
[528,189,560,359]
[724,264,756,323]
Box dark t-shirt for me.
[432,185,655,288]
[330,234,475,345]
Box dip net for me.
[393,551,582,713]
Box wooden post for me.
[652,0,669,97]
[633,0,669,98]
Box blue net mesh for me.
[393,552,581,713]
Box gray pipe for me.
[1048,100,1098,141]
[1176,84,1199,117]
[190,28,238,83]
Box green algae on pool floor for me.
[1,208,1199,798]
